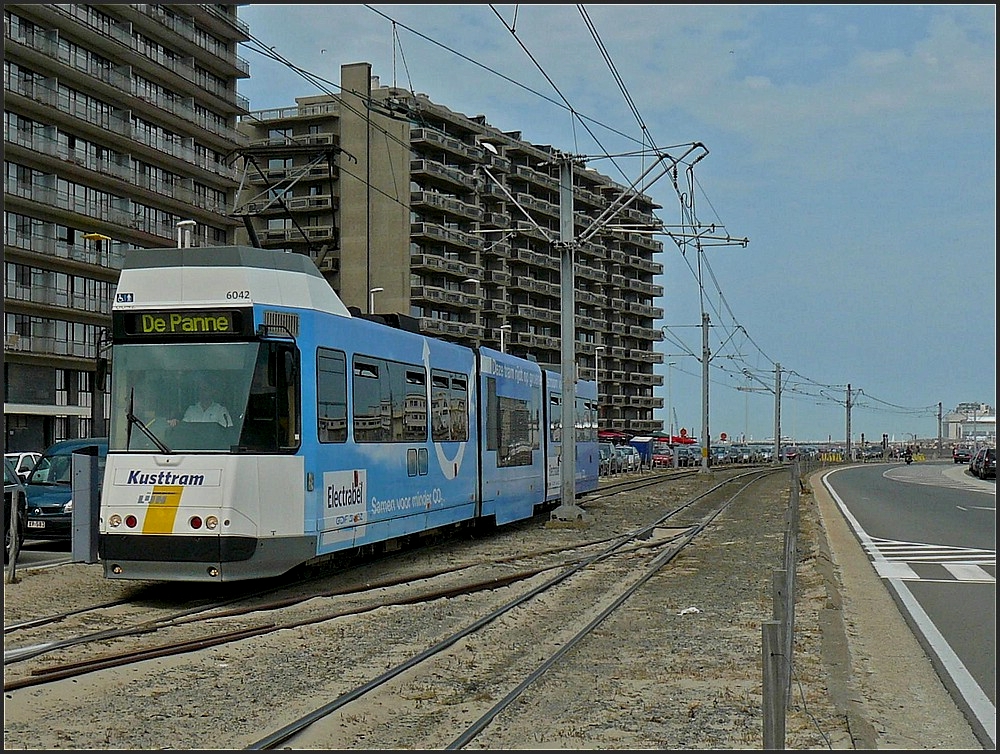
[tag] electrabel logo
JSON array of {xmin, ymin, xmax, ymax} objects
[
  {"xmin": 324, "ymin": 469, "xmax": 367, "ymax": 528},
  {"xmin": 327, "ymin": 475, "xmax": 364, "ymax": 508}
]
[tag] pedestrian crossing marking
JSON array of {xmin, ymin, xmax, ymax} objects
[
  {"xmin": 864, "ymin": 536, "xmax": 995, "ymax": 583},
  {"xmin": 873, "ymin": 561, "xmax": 920, "ymax": 580},
  {"xmin": 942, "ymin": 563, "xmax": 993, "ymax": 582}
]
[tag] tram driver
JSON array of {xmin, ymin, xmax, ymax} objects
[{"xmin": 168, "ymin": 378, "xmax": 234, "ymax": 429}]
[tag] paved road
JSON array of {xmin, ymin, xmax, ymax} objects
[{"xmin": 812, "ymin": 460, "xmax": 994, "ymax": 749}]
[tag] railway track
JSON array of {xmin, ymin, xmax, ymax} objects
[
  {"xmin": 2, "ymin": 464, "xmax": 707, "ymax": 679},
  {"xmin": 249, "ymin": 469, "xmax": 777, "ymax": 749},
  {"xmin": 2, "ymin": 470, "xmax": 728, "ymax": 689},
  {"xmin": 4, "ymin": 466, "xmax": 811, "ymax": 749}
]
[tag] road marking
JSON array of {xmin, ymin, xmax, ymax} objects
[
  {"xmin": 884, "ymin": 464, "xmax": 996, "ymax": 495},
  {"xmin": 864, "ymin": 536, "xmax": 995, "ymax": 581},
  {"xmin": 942, "ymin": 563, "xmax": 993, "ymax": 582}
]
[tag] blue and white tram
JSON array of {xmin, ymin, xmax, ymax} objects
[
  {"xmin": 99, "ymin": 246, "xmax": 597, "ymax": 582},
  {"xmin": 542, "ymin": 369, "xmax": 599, "ymax": 503}
]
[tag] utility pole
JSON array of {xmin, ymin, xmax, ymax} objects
[
  {"xmin": 845, "ymin": 383, "xmax": 853, "ymax": 463},
  {"xmin": 773, "ymin": 363, "xmax": 781, "ymax": 463},
  {"xmin": 83, "ymin": 232, "xmax": 112, "ymax": 437},
  {"xmin": 700, "ymin": 311, "xmax": 711, "ymax": 474},
  {"xmin": 553, "ymin": 155, "xmax": 586, "ymax": 522},
  {"xmin": 936, "ymin": 402, "xmax": 942, "ymax": 459}
]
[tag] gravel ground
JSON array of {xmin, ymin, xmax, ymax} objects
[{"xmin": 2, "ymin": 465, "xmax": 983, "ymax": 749}]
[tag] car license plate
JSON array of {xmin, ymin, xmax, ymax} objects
[{"xmin": 26, "ymin": 520, "xmax": 45, "ymax": 529}]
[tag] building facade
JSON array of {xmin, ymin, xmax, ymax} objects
[
  {"xmin": 3, "ymin": 3, "xmax": 249, "ymax": 451},
  {"xmin": 4, "ymin": 5, "xmax": 667, "ymax": 453},
  {"xmin": 944, "ymin": 402, "xmax": 996, "ymax": 445},
  {"xmin": 235, "ymin": 62, "xmax": 666, "ymax": 437}
]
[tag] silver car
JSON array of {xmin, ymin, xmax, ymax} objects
[
  {"xmin": 4, "ymin": 451, "xmax": 41, "ymax": 482},
  {"xmin": 617, "ymin": 445, "xmax": 642, "ymax": 472}
]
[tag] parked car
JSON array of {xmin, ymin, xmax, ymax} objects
[
  {"xmin": 24, "ymin": 438, "xmax": 108, "ymax": 541},
  {"xmin": 617, "ymin": 445, "xmax": 642, "ymax": 473},
  {"xmin": 598, "ymin": 442, "xmax": 617, "ymax": 476},
  {"xmin": 731, "ymin": 445, "xmax": 754, "ymax": 464},
  {"xmin": 971, "ymin": 447, "xmax": 996, "ymax": 479},
  {"xmin": 952, "ymin": 446, "xmax": 974, "ymax": 464},
  {"xmin": 980, "ymin": 448, "xmax": 996, "ymax": 479},
  {"xmin": 5, "ymin": 457, "xmax": 29, "ymax": 564},
  {"xmin": 4, "ymin": 451, "xmax": 42, "ymax": 482},
  {"xmin": 651, "ymin": 442, "xmax": 673, "ymax": 468},
  {"xmin": 970, "ymin": 447, "xmax": 985, "ymax": 477},
  {"xmin": 862, "ymin": 446, "xmax": 887, "ymax": 462},
  {"xmin": 709, "ymin": 445, "xmax": 731, "ymax": 466},
  {"xmin": 668, "ymin": 445, "xmax": 693, "ymax": 467}
]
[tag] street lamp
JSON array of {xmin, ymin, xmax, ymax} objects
[
  {"xmin": 666, "ymin": 361, "xmax": 676, "ymax": 468},
  {"xmin": 175, "ymin": 219, "xmax": 197, "ymax": 248},
  {"xmin": 595, "ymin": 345, "xmax": 605, "ymax": 420},
  {"xmin": 499, "ymin": 323, "xmax": 511, "ymax": 353},
  {"xmin": 84, "ymin": 231, "xmax": 113, "ymax": 436},
  {"xmin": 463, "ymin": 279, "xmax": 480, "ymax": 342},
  {"xmin": 666, "ymin": 361, "xmax": 676, "ymax": 437},
  {"xmin": 368, "ymin": 287, "xmax": 383, "ymax": 314}
]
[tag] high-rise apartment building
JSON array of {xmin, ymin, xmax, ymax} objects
[
  {"xmin": 4, "ymin": 6, "xmax": 666, "ymax": 451},
  {"xmin": 235, "ymin": 62, "xmax": 666, "ymax": 437},
  {"xmin": 3, "ymin": 4, "xmax": 249, "ymax": 450}
]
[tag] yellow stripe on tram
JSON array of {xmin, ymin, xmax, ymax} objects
[{"xmin": 143, "ymin": 485, "xmax": 185, "ymax": 533}]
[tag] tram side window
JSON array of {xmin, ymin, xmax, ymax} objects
[
  {"xmin": 499, "ymin": 398, "xmax": 533, "ymax": 467},
  {"xmin": 449, "ymin": 375, "xmax": 468, "ymax": 441},
  {"xmin": 431, "ymin": 373, "xmax": 453, "ymax": 442},
  {"xmin": 276, "ymin": 346, "xmax": 300, "ymax": 450},
  {"xmin": 239, "ymin": 343, "xmax": 300, "ymax": 452},
  {"xmin": 352, "ymin": 355, "xmax": 425, "ymax": 443},
  {"xmin": 484, "ymin": 377, "xmax": 536, "ymax": 468},
  {"xmin": 402, "ymin": 369, "xmax": 427, "ymax": 441},
  {"xmin": 549, "ymin": 394, "xmax": 562, "ymax": 443},
  {"xmin": 485, "ymin": 377, "xmax": 499, "ymax": 451},
  {"xmin": 577, "ymin": 397, "xmax": 596, "ymax": 442},
  {"xmin": 431, "ymin": 370, "xmax": 468, "ymax": 442},
  {"xmin": 317, "ymin": 348, "xmax": 347, "ymax": 443}
]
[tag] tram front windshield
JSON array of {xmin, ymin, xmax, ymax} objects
[{"xmin": 108, "ymin": 341, "xmax": 298, "ymax": 454}]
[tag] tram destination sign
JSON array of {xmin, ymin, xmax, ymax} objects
[{"xmin": 116, "ymin": 308, "xmax": 253, "ymax": 339}]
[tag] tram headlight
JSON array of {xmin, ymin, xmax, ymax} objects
[
  {"xmin": 108, "ymin": 514, "xmax": 122, "ymax": 528},
  {"xmin": 205, "ymin": 516, "xmax": 219, "ymax": 530}
]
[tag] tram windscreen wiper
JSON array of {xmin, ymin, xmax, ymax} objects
[{"xmin": 125, "ymin": 386, "xmax": 172, "ymax": 454}]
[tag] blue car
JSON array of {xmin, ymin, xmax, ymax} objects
[{"xmin": 24, "ymin": 438, "xmax": 108, "ymax": 541}]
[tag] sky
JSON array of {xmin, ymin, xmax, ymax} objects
[{"xmin": 235, "ymin": 4, "xmax": 996, "ymax": 445}]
